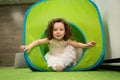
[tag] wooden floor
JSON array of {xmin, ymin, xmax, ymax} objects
[{"xmin": 0, "ymin": 4, "xmax": 32, "ymax": 66}]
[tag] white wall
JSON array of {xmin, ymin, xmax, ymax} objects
[{"xmin": 93, "ymin": 0, "xmax": 120, "ymax": 60}]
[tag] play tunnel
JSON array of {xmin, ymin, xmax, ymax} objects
[{"xmin": 23, "ymin": 0, "xmax": 106, "ymax": 71}]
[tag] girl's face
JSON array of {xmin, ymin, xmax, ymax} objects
[{"xmin": 53, "ymin": 22, "xmax": 65, "ymax": 40}]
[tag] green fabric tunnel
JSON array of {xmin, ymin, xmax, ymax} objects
[{"xmin": 23, "ymin": 0, "xmax": 106, "ymax": 71}]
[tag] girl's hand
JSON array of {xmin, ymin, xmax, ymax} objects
[
  {"xmin": 20, "ymin": 45, "xmax": 31, "ymax": 53},
  {"xmin": 86, "ymin": 41, "xmax": 96, "ymax": 48}
]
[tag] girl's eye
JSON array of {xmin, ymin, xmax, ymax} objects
[
  {"xmin": 60, "ymin": 29, "xmax": 63, "ymax": 31},
  {"xmin": 53, "ymin": 29, "xmax": 57, "ymax": 31},
  {"xmin": 53, "ymin": 29, "xmax": 64, "ymax": 31}
]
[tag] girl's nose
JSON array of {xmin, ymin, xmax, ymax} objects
[{"xmin": 56, "ymin": 30, "xmax": 60, "ymax": 33}]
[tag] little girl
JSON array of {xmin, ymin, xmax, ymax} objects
[{"xmin": 20, "ymin": 18, "xmax": 96, "ymax": 72}]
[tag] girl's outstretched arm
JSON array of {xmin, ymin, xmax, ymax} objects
[
  {"xmin": 68, "ymin": 40, "xmax": 96, "ymax": 48},
  {"xmin": 20, "ymin": 38, "xmax": 49, "ymax": 53}
]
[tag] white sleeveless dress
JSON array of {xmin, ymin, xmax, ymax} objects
[{"xmin": 45, "ymin": 39, "xmax": 77, "ymax": 70}]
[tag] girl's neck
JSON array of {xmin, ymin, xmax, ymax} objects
[{"xmin": 53, "ymin": 38, "xmax": 64, "ymax": 41}]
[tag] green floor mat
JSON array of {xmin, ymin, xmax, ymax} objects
[{"xmin": 0, "ymin": 68, "xmax": 119, "ymax": 80}]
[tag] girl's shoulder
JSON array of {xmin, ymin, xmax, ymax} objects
[
  {"xmin": 41, "ymin": 38, "xmax": 50, "ymax": 44},
  {"xmin": 67, "ymin": 39, "xmax": 72, "ymax": 44},
  {"xmin": 67, "ymin": 39, "xmax": 77, "ymax": 45}
]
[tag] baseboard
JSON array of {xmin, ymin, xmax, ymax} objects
[
  {"xmin": 100, "ymin": 58, "xmax": 120, "ymax": 71},
  {"xmin": 103, "ymin": 58, "xmax": 120, "ymax": 63},
  {"xmin": 100, "ymin": 65, "xmax": 120, "ymax": 71}
]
